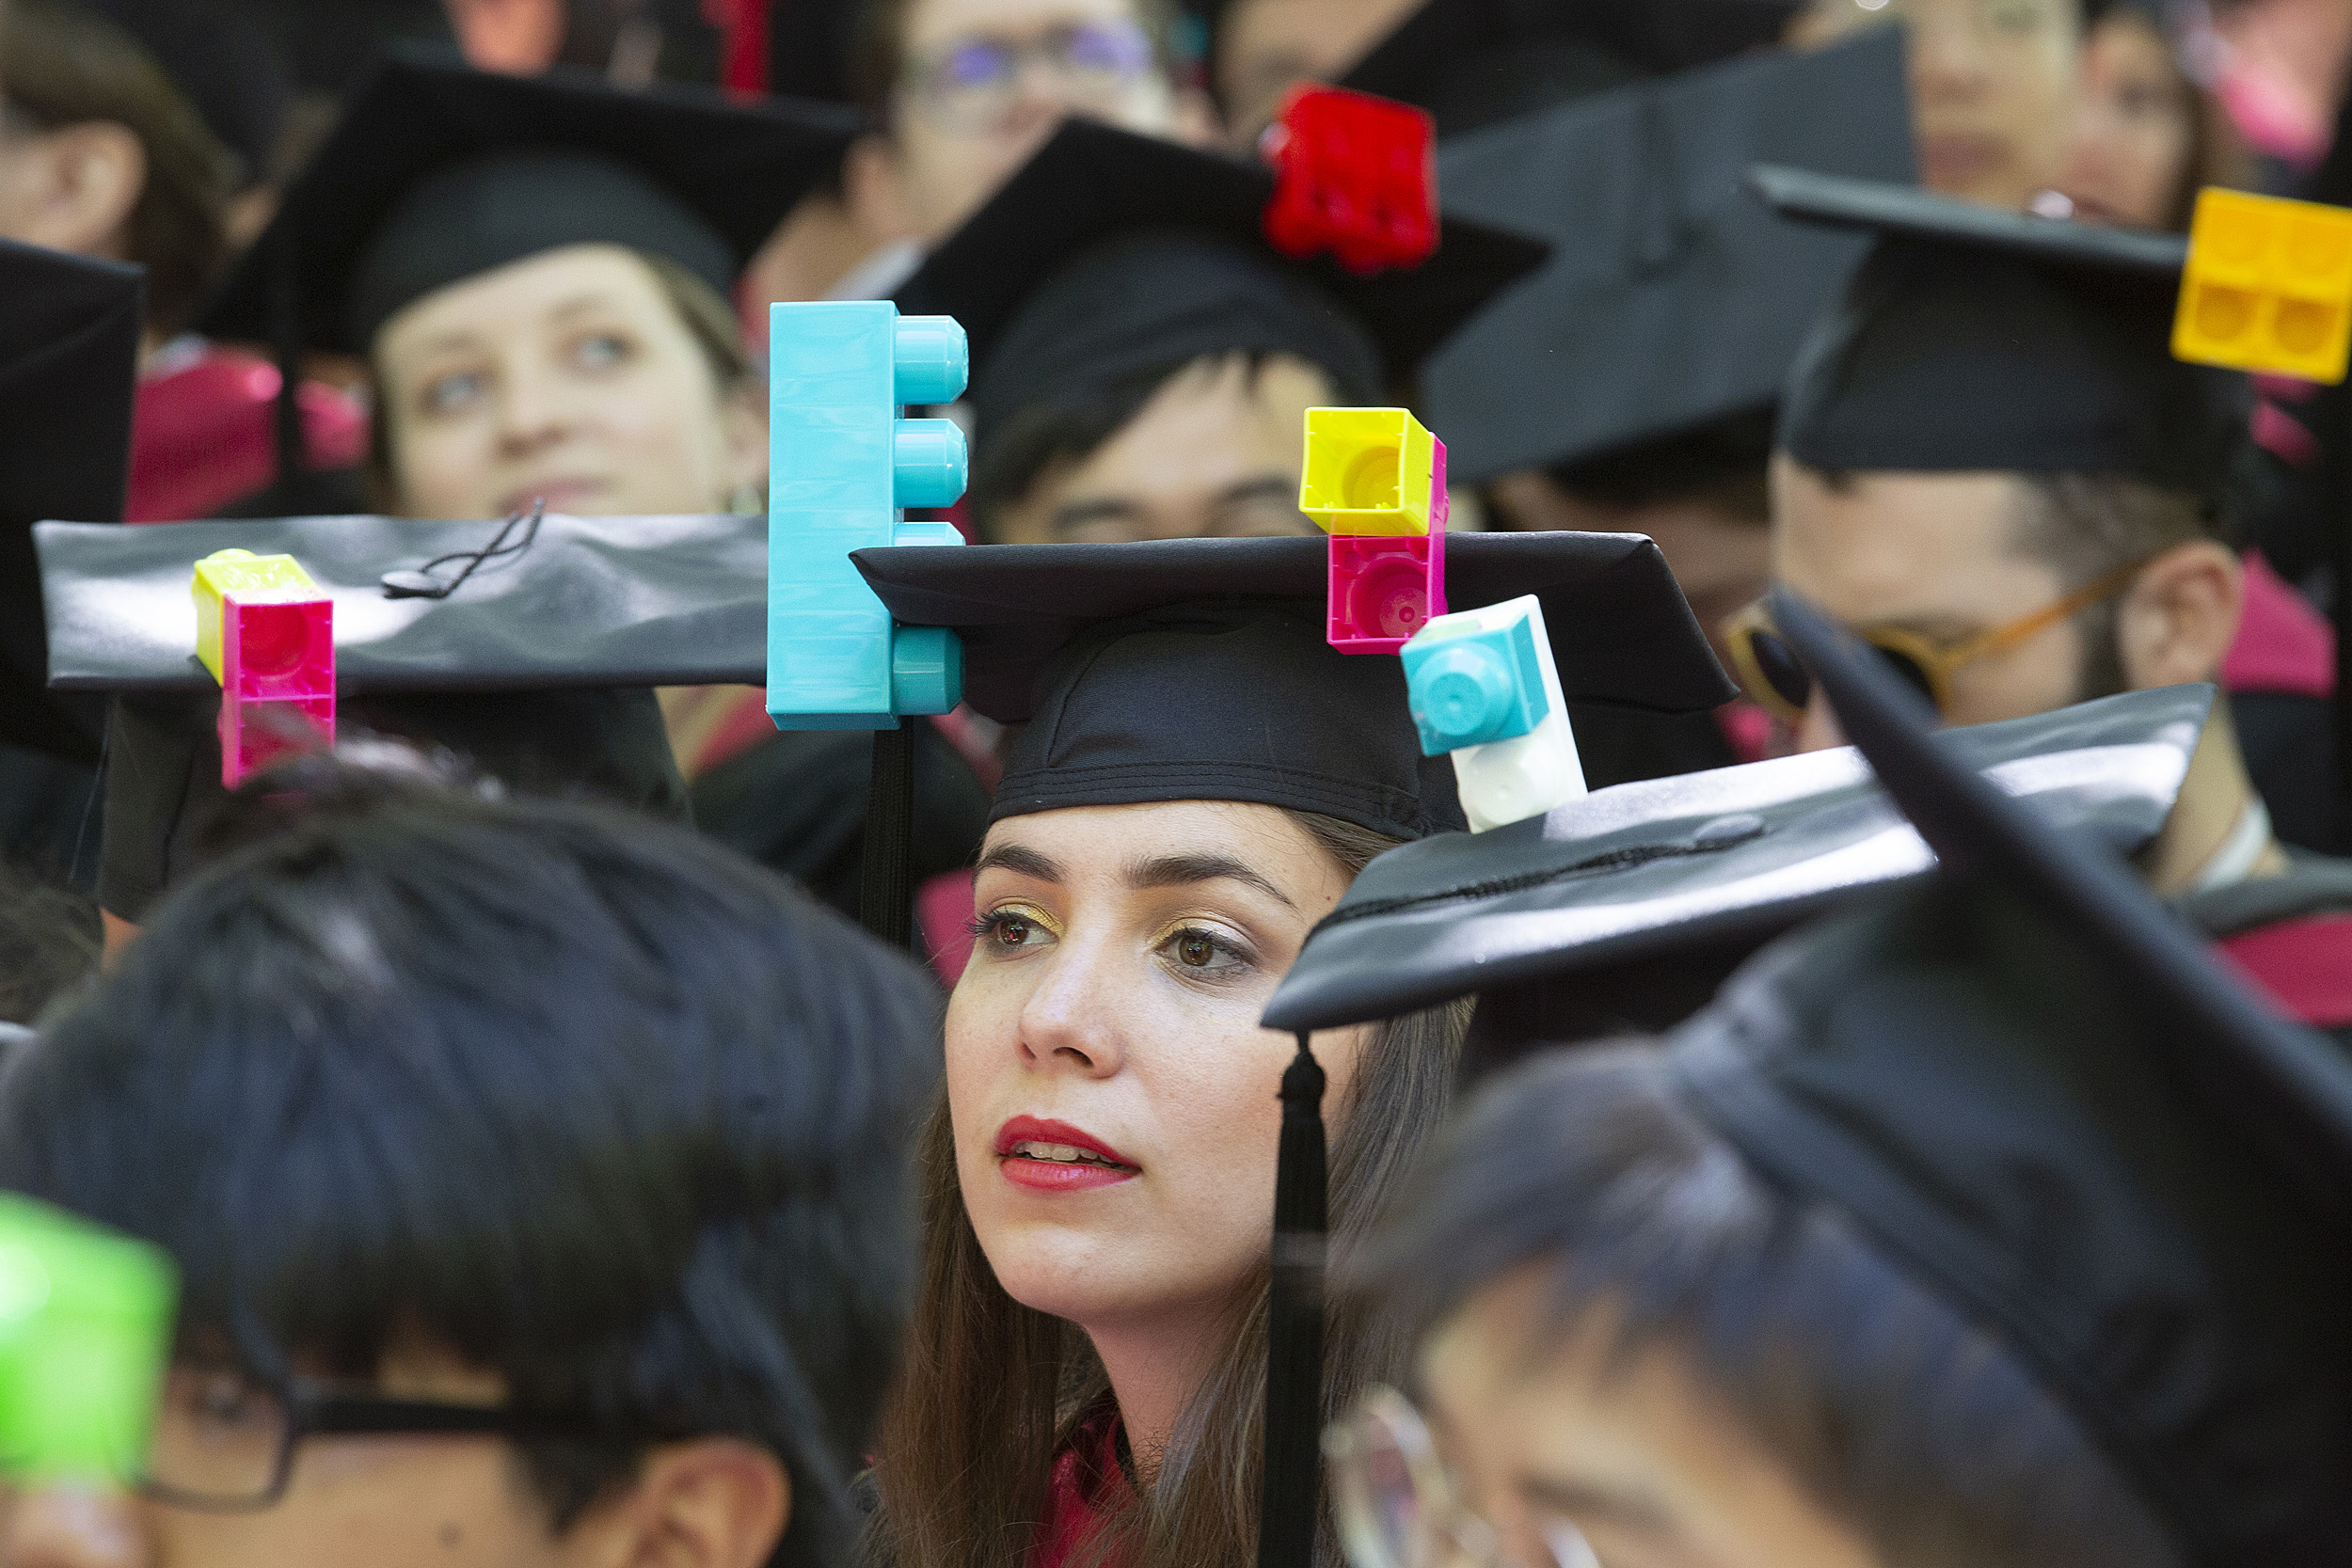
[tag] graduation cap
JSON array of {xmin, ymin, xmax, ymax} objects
[
  {"xmin": 848, "ymin": 529, "xmax": 1731, "ymax": 1568},
  {"xmin": 1422, "ymin": 31, "xmax": 1915, "ymax": 486},
  {"xmin": 891, "ymin": 119, "xmax": 1549, "ymax": 445},
  {"xmin": 1658, "ymin": 587, "xmax": 2352, "ymax": 1558},
  {"xmin": 1338, "ymin": 0, "xmax": 1803, "ymax": 135},
  {"xmin": 1262, "ymin": 681, "xmax": 2213, "ymax": 1060},
  {"xmin": 1756, "ymin": 165, "xmax": 2249, "ymax": 500},
  {"xmin": 0, "ymin": 242, "xmax": 142, "ymax": 764},
  {"xmin": 194, "ymin": 50, "xmax": 855, "ymax": 493},
  {"xmin": 35, "ymin": 511, "xmax": 762, "ymax": 919}
]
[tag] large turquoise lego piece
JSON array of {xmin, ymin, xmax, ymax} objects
[{"xmin": 767, "ymin": 301, "xmax": 972, "ymax": 730}]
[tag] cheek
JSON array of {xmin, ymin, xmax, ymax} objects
[{"xmin": 151, "ymin": 1444, "xmax": 556, "ymax": 1568}]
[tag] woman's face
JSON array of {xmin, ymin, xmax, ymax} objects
[
  {"xmin": 1799, "ymin": 0, "xmax": 2079, "ymax": 211},
  {"xmin": 373, "ymin": 243, "xmax": 766, "ymax": 521},
  {"xmin": 946, "ymin": 800, "xmax": 1369, "ymax": 1337},
  {"xmin": 2060, "ymin": 12, "xmax": 2195, "ymax": 228}
]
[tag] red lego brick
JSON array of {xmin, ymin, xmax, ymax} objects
[{"xmin": 1262, "ymin": 85, "xmax": 1438, "ymax": 276}]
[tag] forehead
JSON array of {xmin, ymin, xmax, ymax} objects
[
  {"xmin": 902, "ymin": 0, "xmax": 1147, "ymax": 50},
  {"xmin": 982, "ymin": 799, "xmax": 1323, "ymax": 876},
  {"xmin": 373, "ymin": 243, "xmax": 667, "ymax": 358},
  {"xmin": 1770, "ymin": 458, "xmax": 2059, "ymax": 622},
  {"xmin": 1052, "ymin": 356, "xmax": 1329, "ymax": 501}
]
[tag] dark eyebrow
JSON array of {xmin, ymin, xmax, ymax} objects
[
  {"xmin": 1517, "ymin": 1475, "xmax": 1677, "ymax": 1534},
  {"xmin": 975, "ymin": 844, "xmax": 1066, "ymax": 882},
  {"xmin": 1211, "ymin": 475, "xmax": 1304, "ymax": 511},
  {"xmin": 1125, "ymin": 853, "xmax": 1297, "ymax": 911}
]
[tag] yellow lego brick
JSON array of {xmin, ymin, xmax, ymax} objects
[
  {"xmin": 191, "ymin": 548, "xmax": 320, "ymax": 685},
  {"xmin": 1299, "ymin": 408, "xmax": 1440, "ymax": 537},
  {"xmin": 2173, "ymin": 187, "xmax": 2352, "ymax": 385}
]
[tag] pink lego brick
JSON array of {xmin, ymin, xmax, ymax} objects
[{"xmin": 215, "ymin": 594, "xmax": 335, "ymax": 786}]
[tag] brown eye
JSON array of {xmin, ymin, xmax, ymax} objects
[
  {"xmin": 1178, "ymin": 932, "xmax": 1216, "ymax": 967},
  {"xmin": 994, "ymin": 915, "xmax": 1034, "ymax": 948}
]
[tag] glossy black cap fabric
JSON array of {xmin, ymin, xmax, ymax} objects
[
  {"xmin": 1262, "ymin": 683, "xmax": 2213, "ymax": 1038},
  {"xmin": 38, "ymin": 513, "xmax": 766, "ymax": 694},
  {"xmin": 197, "ymin": 50, "xmax": 857, "ymax": 356},
  {"xmin": 1666, "ymin": 591, "xmax": 2352, "ymax": 1560},
  {"xmin": 0, "ymin": 242, "xmax": 141, "ymax": 764},
  {"xmin": 892, "ymin": 119, "xmax": 1549, "ymax": 440},
  {"xmin": 851, "ymin": 533, "xmax": 1732, "ymax": 841},
  {"xmin": 1339, "ymin": 0, "xmax": 1802, "ymax": 135},
  {"xmin": 1760, "ymin": 166, "xmax": 2249, "ymax": 501},
  {"xmin": 1424, "ymin": 33, "xmax": 1914, "ymax": 484},
  {"xmin": 40, "ymin": 512, "xmax": 745, "ymax": 920}
]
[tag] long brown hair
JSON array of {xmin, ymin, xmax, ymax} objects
[{"xmin": 867, "ymin": 810, "xmax": 1470, "ymax": 1568}]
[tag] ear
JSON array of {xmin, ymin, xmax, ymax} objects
[
  {"xmin": 2113, "ymin": 539, "xmax": 2241, "ymax": 689},
  {"xmin": 719, "ymin": 379, "xmax": 769, "ymax": 506},
  {"xmin": 8, "ymin": 121, "xmax": 146, "ymax": 258},
  {"xmin": 842, "ymin": 132, "xmax": 919, "ymax": 246},
  {"xmin": 562, "ymin": 1437, "xmax": 791, "ymax": 1568}
]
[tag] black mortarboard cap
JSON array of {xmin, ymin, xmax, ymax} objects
[
  {"xmin": 36, "ymin": 512, "xmax": 761, "ymax": 918},
  {"xmin": 1760, "ymin": 166, "xmax": 2249, "ymax": 501},
  {"xmin": 1263, "ymin": 683, "xmax": 2212, "ymax": 1053},
  {"xmin": 0, "ymin": 242, "xmax": 141, "ymax": 763},
  {"xmin": 198, "ymin": 50, "xmax": 858, "ymax": 358},
  {"xmin": 852, "ymin": 531, "xmax": 1732, "ymax": 839},
  {"xmin": 1424, "ymin": 32, "xmax": 1914, "ymax": 484},
  {"xmin": 1665, "ymin": 589, "xmax": 2352, "ymax": 1559},
  {"xmin": 892, "ymin": 119, "xmax": 1549, "ymax": 442},
  {"xmin": 1338, "ymin": 0, "xmax": 1803, "ymax": 135}
]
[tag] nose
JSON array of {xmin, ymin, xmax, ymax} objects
[
  {"xmin": 1014, "ymin": 936, "xmax": 1128, "ymax": 1078},
  {"xmin": 492, "ymin": 355, "xmax": 576, "ymax": 459},
  {"xmin": 1909, "ymin": 6, "xmax": 1992, "ymax": 100},
  {"xmin": 0, "ymin": 1484, "xmax": 146, "ymax": 1568},
  {"xmin": 1794, "ymin": 694, "xmax": 1849, "ymax": 753}
]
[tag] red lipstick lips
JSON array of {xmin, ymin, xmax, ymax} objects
[{"xmin": 994, "ymin": 1116, "xmax": 1138, "ymax": 1193}]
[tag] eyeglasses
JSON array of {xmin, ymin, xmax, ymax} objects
[
  {"xmin": 134, "ymin": 1364, "xmax": 604, "ymax": 1512},
  {"xmin": 898, "ymin": 21, "xmax": 1156, "ymax": 135},
  {"xmin": 1720, "ymin": 556, "xmax": 2151, "ymax": 725},
  {"xmin": 1326, "ymin": 1386, "xmax": 1597, "ymax": 1568}
]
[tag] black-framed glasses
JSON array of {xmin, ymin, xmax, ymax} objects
[
  {"xmin": 898, "ymin": 21, "xmax": 1155, "ymax": 134},
  {"xmin": 135, "ymin": 1365, "xmax": 604, "ymax": 1512}
]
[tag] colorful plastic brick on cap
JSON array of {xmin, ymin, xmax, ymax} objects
[
  {"xmin": 767, "ymin": 301, "xmax": 971, "ymax": 730},
  {"xmin": 2174, "ymin": 187, "xmax": 2352, "ymax": 385},
  {"xmin": 0, "ymin": 1194, "xmax": 177, "ymax": 1483},
  {"xmin": 1403, "ymin": 595, "xmax": 1586, "ymax": 833},
  {"xmin": 1300, "ymin": 408, "xmax": 1445, "ymax": 537},
  {"xmin": 1261, "ymin": 85, "xmax": 1438, "ymax": 275},
  {"xmin": 191, "ymin": 548, "xmax": 335, "ymax": 787}
]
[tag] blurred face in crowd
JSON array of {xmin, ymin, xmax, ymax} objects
[
  {"xmin": 989, "ymin": 353, "xmax": 1335, "ymax": 544},
  {"xmin": 1796, "ymin": 0, "xmax": 2080, "ymax": 210},
  {"xmin": 2060, "ymin": 8, "xmax": 2196, "ymax": 228},
  {"xmin": 1490, "ymin": 472, "xmax": 1772, "ymax": 673},
  {"xmin": 373, "ymin": 244, "xmax": 766, "ymax": 522},
  {"xmin": 0, "ymin": 1347, "xmax": 787, "ymax": 1568},
  {"xmin": 1214, "ymin": 0, "xmax": 1422, "ymax": 142},
  {"xmin": 946, "ymin": 801, "xmax": 1370, "ymax": 1386},
  {"xmin": 850, "ymin": 0, "xmax": 1209, "ymax": 245},
  {"xmin": 1413, "ymin": 1271, "xmax": 1882, "ymax": 1568},
  {"xmin": 1768, "ymin": 455, "xmax": 2239, "ymax": 751}
]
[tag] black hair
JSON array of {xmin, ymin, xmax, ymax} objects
[
  {"xmin": 0, "ymin": 864, "xmax": 99, "ymax": 1027},
  {"xmin": 1349, "ymin": 1044, "xmax": 2183, "ymax": 1568},
  {"xmin": 0, "ymin": 768, "xmax": 945, "ymax": 1568},
  {"xmin": 970, "ymin": 348, "xmax": 1313, "ymax": 541}
]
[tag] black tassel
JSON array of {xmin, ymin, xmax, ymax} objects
[
  {"xmin": 268, "ymin": 225, "xmax": 309, "ymax": 490},
  {"xmin": 1259, "ymin": 1032, "xmax": 1328, "ymax": 1568},
  {"xmin": 860, "ymin": 722, "xmax": 916, "ymax": 948}
]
